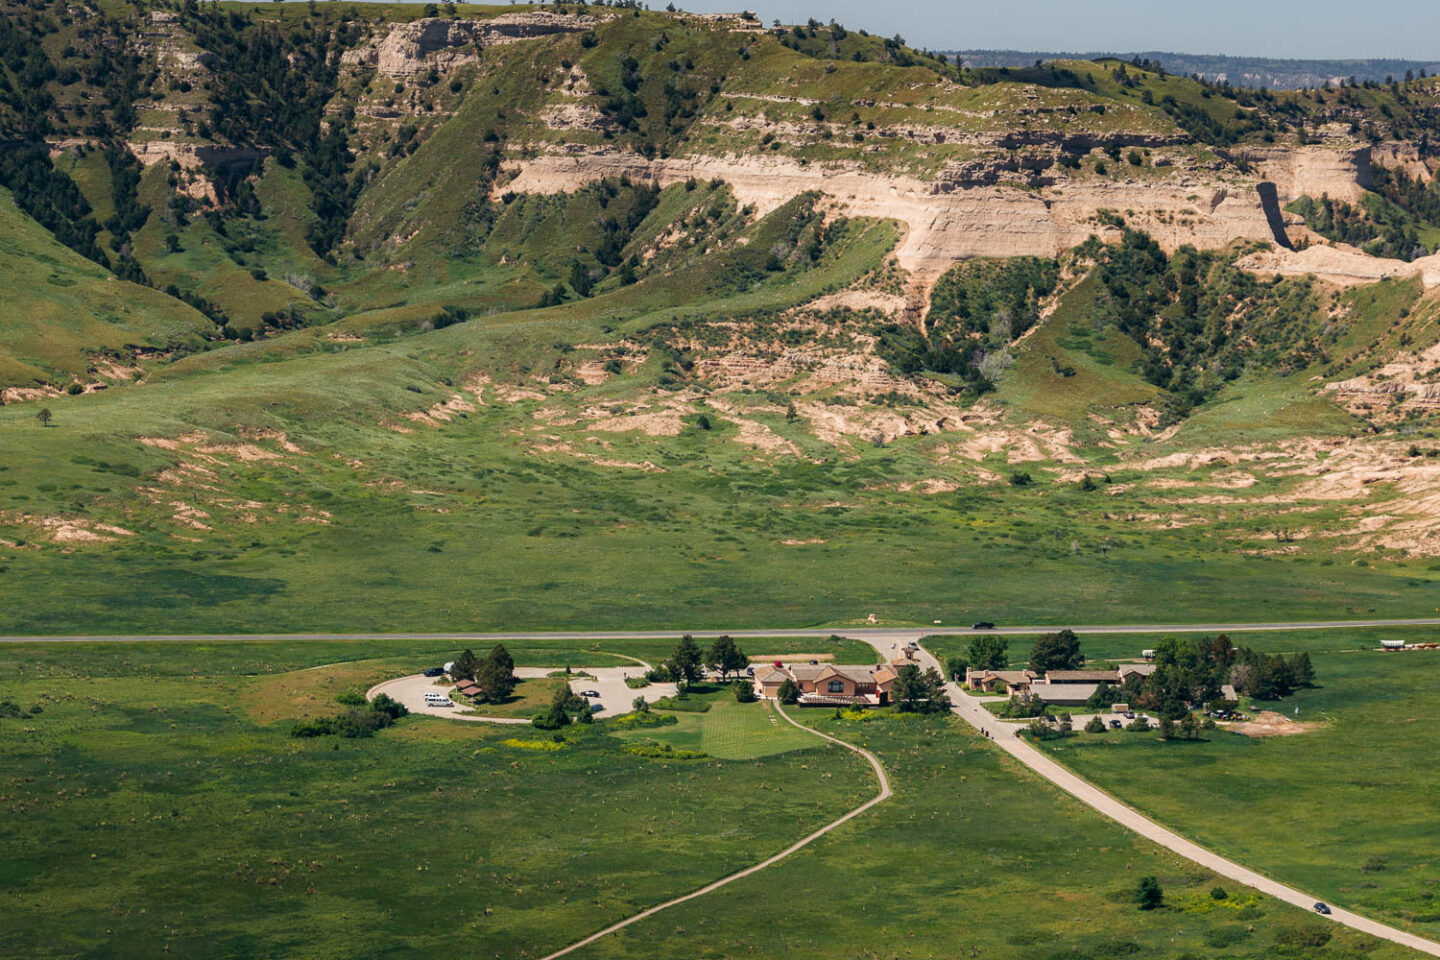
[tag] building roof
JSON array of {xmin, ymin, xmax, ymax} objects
[
  {"xmin": 1035, "ymin": 683, "xmax": 1105, "ymax": 702},
  {"xmin": 1118, "ymin": 663, "xmax": 1157, "ymax": 678},
  {"xmin": 754, "ymin": 665, "xmax": 791, "ymax": 683},
  {"xmin": 981, "ymin": 670, "xmax": 1035, "ymax": 684},
  {"xmin": 792, "ymin": 663, "xmax": 877, "ymax": 683},
  {"xmin": 871, "ymin": 666, "xmax": 898, "ymax": 685},
  {"xmin": 1043, "ymin": 670, "xmax": 1120, "ymax": 683}
]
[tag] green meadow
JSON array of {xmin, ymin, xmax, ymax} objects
[
  {"xmin": 966, "ymin": 629, "xmax": 1440, "ymax": 938},
  {"xmin": 0, "ymin": 637, "xmax": 1411, "ymax": 959}
]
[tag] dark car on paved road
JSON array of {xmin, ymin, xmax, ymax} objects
[
  {"xmin": 972, "ymin": 621, "xmax": 996, "ymax": 630},
  {"xmin": 581, "ymin": 690, "xmax": 600, "ymax": 698},
  {"xmin": 422, "ymin": 667, "xmax": 445, "ymax": 678},
  {"xmin": 1314, "ymin": 903, "xmax": 1332, "ymax": 915}
]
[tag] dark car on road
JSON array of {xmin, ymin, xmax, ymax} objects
[
  {"xmin": 581, "ymin": 690, "xmax": 600, "ymax": 698},
  {"xmin": 422, "ymin": 667, "xmax": 445, "ymax": 678},
  {"xmin": 972, "ymin": 621, "xmax": 996, "ymax": 630},
  {"xmin": 1314, "ymin": 902, "xmax": 1332, "ymax": 915}
]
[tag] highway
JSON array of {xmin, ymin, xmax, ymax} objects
[{"xmin": 4, "ymin": 616, "xmax": 1440, "ymax": 643}]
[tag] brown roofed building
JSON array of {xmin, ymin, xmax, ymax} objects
[{"xmin": 753, "ymin": 663, "xmax": 895, "ymax": 706}]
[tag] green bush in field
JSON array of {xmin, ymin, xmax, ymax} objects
[{"xmin": 1136, "ymin": 875, "xmax": 1164, "ymax": 910}]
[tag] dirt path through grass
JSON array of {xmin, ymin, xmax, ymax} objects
[{"xmin": 536, "ymin": 702, "xmax": 892, "ymax": 960}]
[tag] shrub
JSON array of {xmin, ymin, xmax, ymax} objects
[
  {"xmin": 1274, "ymin": 927, "xmax": 1331, "ymax": 950},
  {"xmin": 653, "ymin": 696, "xmax": 710, "ymax": 713},
  {"xmin": 625, "ymin": 740, "xmax": 707, "ymax": 760},
  {"xmin": 334, "ymin": 690, "xmax": 366, "ymax": 707},
  {"xmin": 734, "ymin": 680, "xmax": 754, "ymax": 702},
  {"xmin": 1135, "ymin": 875, "xmax": 1164, "ymax": 910},
  {"xmin": 624, "ymin": 676, "xmax": 650, "ymax": 689},
  {"xmin": 1085, "ymin": 715, "xmax": 1107, "ymax": 733},
  {"xmin": 531, "ymin": 706, "xmax": 570, "ymax": 730},
  {"xmin": 502, "ymin": 737, "xmax": 567, "ymax": 751},
  {"xmin": 1210, "ymin": 886, "xmax": 1228, "ymax": 900}
]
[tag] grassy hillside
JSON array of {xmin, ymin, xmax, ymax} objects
[{"xmin": 0, "ymin": 186, "xmax": 212, "ymax": 389}]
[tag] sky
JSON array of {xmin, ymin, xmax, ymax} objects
[{"xmin": 675, "ymin": 0, "xmax": 1440, "ymax": 60}]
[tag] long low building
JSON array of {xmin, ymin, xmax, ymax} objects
[
  {"xmin": 754, "ymin": 662, "xmax": 899, "ymax": 706},
  {"xmin": 965, "ymin": 663, "xmax": 1158, "ymax": 705}
]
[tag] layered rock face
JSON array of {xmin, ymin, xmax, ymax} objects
[
  {"xmin": 1236, "ymin": 144, "xmax": 1373, "ymax": 203},
  {"xmin": 341, "ymin": 13, "xmax": 599, "ymax": 76},
  {"xmin": 501, "ymin": 150, "xmax": 1285, "ymax": 272}
]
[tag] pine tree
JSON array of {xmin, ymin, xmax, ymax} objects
[{"xmin": 671, "ymin": 634, "xmax": 704, "ymax": 683}]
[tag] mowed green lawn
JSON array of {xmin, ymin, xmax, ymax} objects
[
  {"xmin": 1, "ymin": 638, "xmax": 1414, "ymax": 959},
  {"xmin": 614, "ymin": 694, "xmax": 822, "ymax": 759},
  {"xmin": 1036, "ymin": 646, "xmax": 1440, "ymax": 937}
]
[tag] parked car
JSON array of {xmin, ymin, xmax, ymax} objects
[
  {"xmin": 432, "ymin": 698, "xmax": 453, "ymax": 708},
  {"xmin": 1124, "ymin": 711, "xmax": 1136, "ymax": 719},
  {"xmin": 1108, "ymin": 719, "xmax": 1122, "ymax": 729},
  {"xmin": 745, "ymin": 667, "xmax": 755, "ymax": 677},
  {"xmin": 1314, "ymin": 902, "xmax": 1332, "ymax": 916},
  {"xmin": 423, "ymin": 667, "xmax": 445, "ymax": 678},
  {"xmin": 581, "ymin": 690, "xmax": 600, "ymax": 698},
  {"xmin": 808, "ymin": 659, "xmax": 819, "ymax": 665},
  {"xmin": 972, "ymin": 621, "xmax": 996, "ymax": 630}
]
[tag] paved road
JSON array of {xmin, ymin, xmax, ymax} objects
[
  {"xmin": 5, "ymin": 617, "xmax": 1440, "ymax": 643},
  {"xmin": 877, "ymin": 637, "xmax": 1440, "ymax": 958},
  {"xmin": 536, "ymin": 700, "xmax": 892, "ymax": 960}
]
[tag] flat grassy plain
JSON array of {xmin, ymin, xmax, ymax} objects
[
  {"xmin": 582, "ymin": 711, "xmax": 1405, "ymax": 960},
  {"xmin": 1034, "ymin": 643, "xmax": 1440, "ymax": 939},
  {"xmin": 1, "ymin": 638, "xmax": 1410, "ymax": 960},
  {"xmin": 0, "ymin": 639, "xmax": 872, "ymax": 959}
]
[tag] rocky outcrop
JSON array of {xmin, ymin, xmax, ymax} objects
[
  {"xmin": 1234, "ymin": 144, "xmax": 1372, "ymax": 203},
  {"xmin": 1239, "ymin": 244, "xmax": 1440, "ymax": 287},
  {"xmin": 342, "ymin": 13, "xmax": 598, "ymax": 77},
  {"xmin": 126, "ymin": 140, "xmax": 266, "ymax": 171},
  {"xmin": 500, "ymin": 149, "xmax": 1283, "ymax": 272}
]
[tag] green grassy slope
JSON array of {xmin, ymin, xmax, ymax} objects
[{"xmin": 0, "ymin": 187, "xmax": 212, "ymax": 387}]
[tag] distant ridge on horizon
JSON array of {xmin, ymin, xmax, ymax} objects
[{"xmin": 945, "ymin": 49, "xmax": 1440, "ymax": 89}]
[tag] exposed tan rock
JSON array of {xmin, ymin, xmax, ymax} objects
[
  {"xmin": 342, "ymin": 13, "xmax": 598, "ymax": 77},
  {"xmin": 1239, "ymin": 244, "xmax": 1440, "ymax": 287},
  {"xmin": 501, "ymin": 149, "xmax": 1283, "ymax": 273}
]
